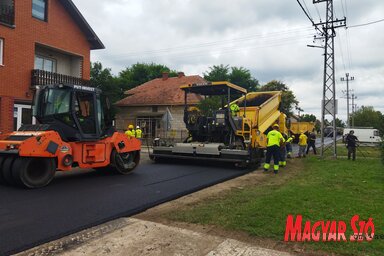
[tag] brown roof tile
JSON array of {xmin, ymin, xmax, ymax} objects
[{"xmin": 115, "ymin": 75, "xmax": 207, "ymax": 106}]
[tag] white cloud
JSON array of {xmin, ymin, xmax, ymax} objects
[{"xmin": 76, "ymin": 0, "xmax": 384, "ymax": 122}]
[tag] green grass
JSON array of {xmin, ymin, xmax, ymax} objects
[
  {"xmin": 165, "ymin": 155, "xmax": 384, "ymax": 256},
  {"xmin": 322, "ymin": 143, "xmax": 381, "ymax": 158}
]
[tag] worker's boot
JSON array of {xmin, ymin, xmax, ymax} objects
[{"xmin": 274, "ymin": 165, "xmax": 279, "ymax": 174}]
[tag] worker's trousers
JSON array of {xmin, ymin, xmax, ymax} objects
[
  {"xmin": 279, "ymin": 147, "xmax": 286, "ymax": 167},
  {"xmin": 298, "ymin": 145, "xmax": 306, "ymax": 157},
  {"xmin": 347, "ymin": 146, "xmax": 356, "ymax": 160},
  {"xmin": 286, "ymin": 143, "xmax": 292, "ymax": 158},
  {"xmin": 306, "ymin": 142, "xmax": 317, "ymax": 155},
  {"xmin": 264, "ymin": 145, "xmax": 280, "ymax": 172}
]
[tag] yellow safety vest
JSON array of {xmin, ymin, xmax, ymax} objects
[
  {"xmin": 298, "ymin": 133, "xmax": 307, "ymax": 146},
  {"xmin": 136, "ymin": 129, "xmax": 142, "ymax": 138},
  {"xmin": 230, "ymin": 104, "xmax": 240, "ymax": 116},
  {"xmin": 125, "ymin": 129, "xmax": 135, "ymax": 138},
  {"xmin": 267, "ymin": 130, "xmax": 283, "ymax": 147}
]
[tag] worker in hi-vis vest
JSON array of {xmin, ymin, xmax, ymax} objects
[
  {"xmin": 279, "ymin": 133, "xmax": 288, "ymax": 167},
  {"xmin": 264, "ymin": 124, "xmax": 283, "ymax": 174},
  {"xmin": 125, "ymin": 124, "xmax": 136, "ymax": 138},
  {"xmin": 298, "ymin": 131, "xmax": 307, "ymax": 158},
  {"xmin": 285, "ymin": 135, "xmax": 294, "ymax": 158},
  {"xmin": 229, "ymin": 102, "xmax": 240, "ymax": 117},
  {"xmin": 135, "ymin": 126, "xmax": 143, "ymax": 139}
]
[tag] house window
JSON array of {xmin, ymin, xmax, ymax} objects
[
  {"xmin": 34, "ymin": 55, "xmax": 56, "ymax": 72},
  {"xmin": 0, "ymin": 0, "xmax": 15, "ymax": 26},
  {"xmin": 14, "ymin": 104, "xmax": 35, "ymax": 131},
  {"xmin": 0, "ymin": 38, "xmax": 3, "ymax": 65},
  {"xmin": 32, "ymin": 0, "xmax": 47, "ymax": 21}
]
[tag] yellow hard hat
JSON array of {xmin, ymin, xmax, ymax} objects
[
  {"xmin": 273, "ymin": 124, "xmax": 279, "ymax": 128},
  {"xmin": 128, "ymin": 124, "xmax": 134, "ymax": 129}
]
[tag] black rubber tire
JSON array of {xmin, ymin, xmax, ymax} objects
[
  {"xmin": 0, "ymin": 156, "xmax": 6, "ymax": 184},
  {"xmin": 111, "ymin": 150, "xmax": 140, "ymax": 175},
  {"xmin": 12, "ymin": 157, "xmax": 56, "ymax": 188},
  {"xmin": 2, "ymin": 157, "xmax": 16, "ymax": 185}
]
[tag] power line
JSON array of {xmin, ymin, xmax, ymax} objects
[
  {"xmin": 337, "ymin": 35, "xmax": 346, "ymax": 72},
  {"xmin": 340, "ymin": 0, "xmax": 346, "ymax": 17},
  {"xmin": 302, "ymin": 0, "xmax": 313, "ymax": 21},
  {"xmin": 348, "ymin": 18, "xmax": 384, "ymax": 28},
  {"xmin": 107, "ymin": 27, "xmax": 313, "ymax": 58},
  {"xmin": 345, "ymin": 29, "xmax": 353, "ymax": 70},
  {"xmin": 296, "ymin": 0, "xmax": 323, "ymax": 34},
  {"xmin": 296, "ymin": 0, "xmax": 315, "ymax": 25},
  {"xmin": 111, "ymin": 35, "xmax": 314, "ymax": 61},
  {"xmin": 314, "ymin": 4, "xmax": 322, "ymax": 21},
  {"xmin": 344, "ymin": 0, "xmax": 348, "ymax": 19}
]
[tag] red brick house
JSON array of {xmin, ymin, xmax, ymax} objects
[
  {"xmin": 0, "ymin": 0, "xmax": 104, "ymax": 132},
  {"xmin": 115, "ymin": 73, "xmax": 206, "ymax": 140}
]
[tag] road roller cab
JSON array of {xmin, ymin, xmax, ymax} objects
[{"xmin": 0, "ymin": 84, "xmax": 141, "ymax": 188}]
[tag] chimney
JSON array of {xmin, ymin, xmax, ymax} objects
[
  {"xmin": 162, "ymin": 72, "xmax": 169, "ymax": 80},
  {"xmin": 177, "ymin": 72, "xmax": 185, "ymax": 78}
]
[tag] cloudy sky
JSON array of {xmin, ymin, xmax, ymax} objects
[{"xmin": 72, "ymin": 0, "xmax": 384, "ymax": 122}]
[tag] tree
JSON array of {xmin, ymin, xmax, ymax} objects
[
  {"xmin": 324, "ymin": 118, "xmax": 346, "ymax": 128},
  {"xmin": 300, "ymin": 114, "xmax": 320, "ymax": 132},
  {"xmin": 90, "ymin": 62, "xmax": 122, "ymax": 117},
  {"xmin": 90, "ymin": 62, "xmax": 121, "ymax": 102},
  {"xmin": 351, "ymin": 106, "xmax": 384, "ymax": 134},
  {"xmin": 229, "ymin": 67, "xmax": 259, "ymax": 92},
  {"xmin": 197, "ymin": 96, "xmax": 222, "ymax": 116},
  {"xmin": 334, "ymin": 118, "xmax": 346, "ymax": 128},
  {"xmin": 116, "ymin": 63, "xmax": 178, "ymax": 93},
  {"xmin": 203, "ymin": 64, "xmax": 230, "ymax": 82},
  {"xmin": 301, "ymin": 114, "xmax": 317, "ymax": 122},
  {"xmin": 259, "ymin": 80, "xmax": 299, "ymax": 116},
  {"xmin": 203, "ymin": 64, "xmax": 259, "ymax": 92}
]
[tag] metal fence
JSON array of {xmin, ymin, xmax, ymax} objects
[{"xmin": 31, "ymin": 69, "xmax": 89, "ymax": 86}]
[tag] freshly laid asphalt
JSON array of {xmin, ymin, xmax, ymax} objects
[
  {"xmin": 0, "ymin": 158, "xmax": 251, "ymax": 256},
  {"xmin": 0, "ymin": 136, "xmax": 337, "ymax": 255}
]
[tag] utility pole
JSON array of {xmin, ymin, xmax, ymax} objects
[
  {"xmin": 341, "ymin": 73, "xmax": 354, "ymax": 127},
  {"xmin": 313, "ymin": 0, "xmax": 346, "ymax": 158}
]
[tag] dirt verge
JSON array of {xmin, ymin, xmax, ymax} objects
[{"xmin": 135, "ymin": 155, "xmax": 324, "ymax": 255}]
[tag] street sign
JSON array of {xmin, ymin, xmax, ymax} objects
[{"xmin": 323, "ymin": 99, "xmax": 338, "ymax": 115}]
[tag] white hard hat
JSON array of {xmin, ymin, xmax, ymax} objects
[{"xmin": 136, "ymin": 126, "xmax": 140, "ymax": 129}]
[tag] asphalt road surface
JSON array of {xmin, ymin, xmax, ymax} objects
[{"xmin": 0, "ymin": 157, "xmax": 251, "ymax": 255}]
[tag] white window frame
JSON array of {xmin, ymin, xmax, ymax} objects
[
  {"xmin": 34, "ymin": 54, "xmax": 57, "ymax": 73},
  {"xmin": 0, "ymin": 38, "xmax": 4, "ymax": 66},
  {"xmin": 14, "ymin": 104, "xmax": 36, "ymax": 131}
]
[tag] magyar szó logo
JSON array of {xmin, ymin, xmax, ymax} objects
[{"xmin": 284, "ymin": 215, "xmax": 375, "ymax": 242}]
